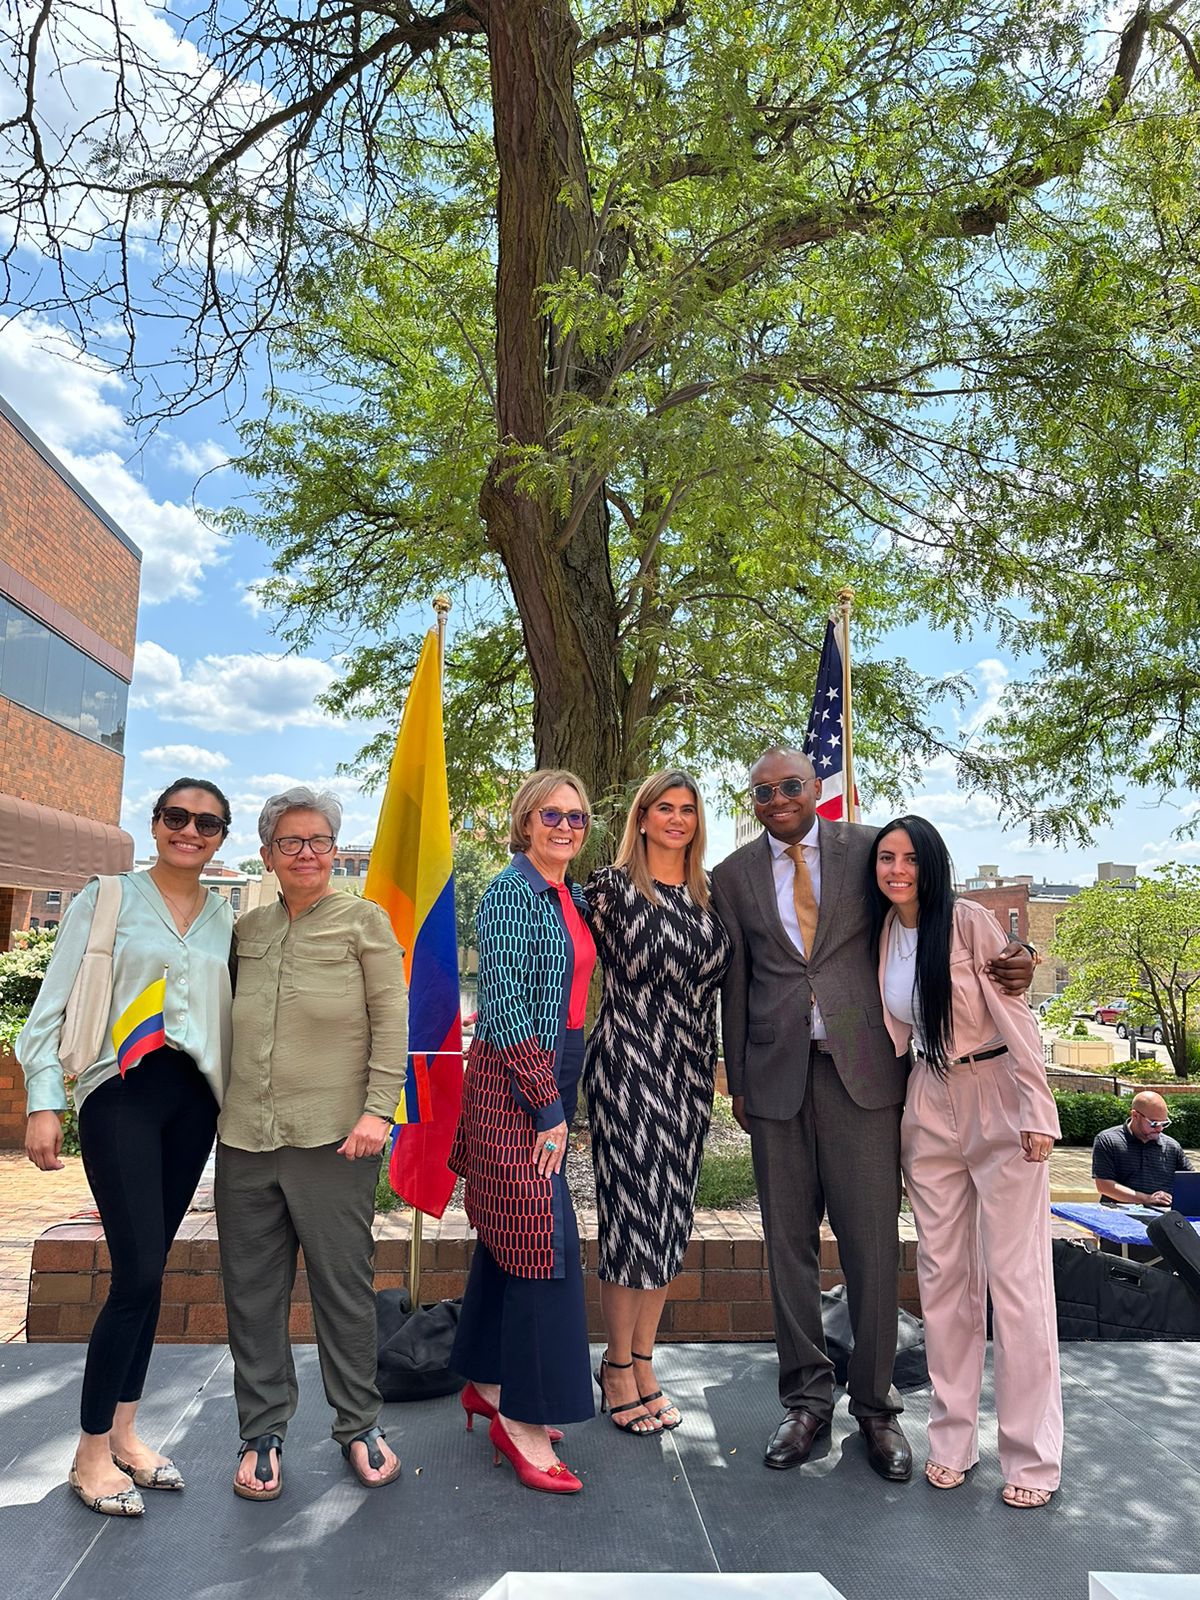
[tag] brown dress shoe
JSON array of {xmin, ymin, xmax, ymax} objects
[
  {"xmin": 858, "ymin": 1414, "xmax": 913, "ymax": 1481},
  {"xmin": 764, "ymin": 1408, "xmax": 832, "ymax": 1470}
]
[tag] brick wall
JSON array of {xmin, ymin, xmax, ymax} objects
[
  {"xmin": 25, "ymin": 1214, "xmax": 925, "ymax": 1344},
  {"xmin": 0, "ymin": 1045, "xmax": 24, "ymax": 1150},
  {"xmin": 959, "ymin": 884, "xmax": 1030, "ymax": 945},
  {"xmin": 0, "ymin": 417, "xmax": 139, "ymax": 661},
  {"xmin": 0, "ymin": 698, "xmax": 125, "ymax": 823}
]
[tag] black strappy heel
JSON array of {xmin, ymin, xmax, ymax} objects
[
  {"xmin": 595, "ymin": 1356, "xmax": 662, "ymax": 1436},
  {"xmin": 633, "ymin": 1350, "xmax": 683, "ymax": 1429}
]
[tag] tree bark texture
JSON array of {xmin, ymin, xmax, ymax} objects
[{"xmin": 480, "ymin": 0, "xmax": 626, "ymax": 807}]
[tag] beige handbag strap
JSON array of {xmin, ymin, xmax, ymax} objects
[{"xmin": 85, "ymin": 875, "xmax": 122, "ymax": 958}]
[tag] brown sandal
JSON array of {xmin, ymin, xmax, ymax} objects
[{"xmin": 341, "ymin": 1425, "xmax": 401, "ymax": 1487}]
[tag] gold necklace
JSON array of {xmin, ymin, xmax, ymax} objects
[{"xmin": 153, "ymin": 876, "xmax": 203, "ymax": 931}]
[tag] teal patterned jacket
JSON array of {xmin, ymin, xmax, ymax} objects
[{"xmin": 449, "ymin": 852, "xmax": 589, "ymax": 1276}]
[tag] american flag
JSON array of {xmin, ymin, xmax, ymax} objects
[{"xmin": 803, "ymin": 620, "xmax": 859, "ymax": 821}]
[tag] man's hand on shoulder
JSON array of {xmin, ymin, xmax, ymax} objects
[{"xmin": 985, "ymin": 940, "xmax": 1034, "ymax": 996}]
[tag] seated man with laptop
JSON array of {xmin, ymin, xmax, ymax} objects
[{"xmin": 1093, "ymin": 1092, "xmax": 1194, "ymax": 1208}]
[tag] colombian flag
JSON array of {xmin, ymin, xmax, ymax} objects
[
  {"xmin": 365, "ymin": 628, "xmax": 463, "ymax": 1218},
  {"xmin": 112, "ymin": 977, "xmax": 167, "ymax": 1076}
]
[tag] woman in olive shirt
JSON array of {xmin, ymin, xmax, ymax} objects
[{"xmin": 216, "ymin": 786, "xmax": 408, "ymax": 1499}]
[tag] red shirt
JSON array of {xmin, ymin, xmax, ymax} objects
[{"xmin": 554, "ymin": 881, "xmax": 596, "ymax": 1029}]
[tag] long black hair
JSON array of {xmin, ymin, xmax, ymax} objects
[{"xmin": 867, "ymin": 814, "xmax": 957, "ymax": 1075}]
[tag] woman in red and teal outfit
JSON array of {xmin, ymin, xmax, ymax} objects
[{"xmin": 449, "ymin": 768, "xmax": 596, "ymax": 1494}]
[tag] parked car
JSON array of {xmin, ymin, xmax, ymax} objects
[
  {"xmin": 1115, "ymin": 1015, "xmax": 1166, "ymax": 1045},
  {"xmin": 1092, "ymin": 1001, "xmax": 1127, "ymax": 1025}
]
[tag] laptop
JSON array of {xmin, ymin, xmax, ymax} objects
[{"xmin": 1170, "ymin": 1171, "xmax": 1200, "ymax": 1215}]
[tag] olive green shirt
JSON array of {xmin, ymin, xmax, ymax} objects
[{"xmin": 219, "ymin": 892, "xmax": 408, "ymax": 1152}]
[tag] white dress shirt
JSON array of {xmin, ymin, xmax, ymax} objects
[{"xmin": 768, "ymin": 819, "xmax": 826, "ymax": 1040}]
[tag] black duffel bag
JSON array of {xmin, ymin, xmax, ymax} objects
[
  {"xmin": 820, "ymin": 1283, "xmax": 929, "ymax": 1390},
  {"xmin": 375, "ymin": 1289, "xmax": 465, "ymax": 1401},
  {"xmin": 1052, "ymin": 1238, "xmax": 1200, "ymax": 1340}
]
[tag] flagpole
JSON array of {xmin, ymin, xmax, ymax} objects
[{"xmin": 837, "ymin": 587, "xmax": 857, "ymax": 823}]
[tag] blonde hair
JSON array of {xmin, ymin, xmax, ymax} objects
[
  {"xmin": 614, "ymin": 769, "xmax": 710, "ymax": 909},
  {"xmin": 508, "ymin": 768, "xmax": 593, "ymax": 855}
]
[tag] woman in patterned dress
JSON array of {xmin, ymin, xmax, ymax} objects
[
  {"xmin": 584, "ymin": 770, "xmax": 731, "ymax": 1434},
  {"xmin": 449, "ymin": 769, "xmax": 597, "ymax": 1493}
]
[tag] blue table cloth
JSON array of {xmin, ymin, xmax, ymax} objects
[{"xmin": 1051, "ymin": 1202, "xmax": 1200, "ymax": 1247}]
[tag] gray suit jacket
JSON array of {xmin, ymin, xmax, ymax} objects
[{"xmin": 711, "ymin": 822, "xmax": 908, "ymax": 1119}]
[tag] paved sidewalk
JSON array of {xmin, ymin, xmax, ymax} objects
[{"xmin": 0, "ymin": 1151, "xmax": 94, "ymax": 1341}]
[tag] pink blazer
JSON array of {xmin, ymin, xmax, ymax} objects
[{"xmin": 878, "ymin": 897, "xmax": 1061, "ymax": 1137}]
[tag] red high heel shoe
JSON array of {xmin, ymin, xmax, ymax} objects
[
  {"xmin": 460, "ymin": 1382, "xmax": 563, "ymax": 1443},
  {"xmin": 488, "ymin": 1414, "xmax": 581, "ymax": 1494}
]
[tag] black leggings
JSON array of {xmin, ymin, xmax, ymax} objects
[{"xmin": 76, "ymin": 1048, "xmax": 217, "ymax": 1435}]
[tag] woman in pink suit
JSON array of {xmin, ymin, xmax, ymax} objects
[{"xmin": 868, "ymin": 815, "xmax": 1062, "ymax": 1509}]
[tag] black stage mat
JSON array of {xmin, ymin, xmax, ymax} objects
[{"xmin": 0, "ymin": 1342, "xmax": 1196, "ymax": 1600}]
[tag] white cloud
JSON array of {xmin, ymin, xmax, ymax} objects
[
  {"xmin": 139, "ymin": 743, "xmax": 231, "ymax": 772},
  {"xmin": 167, "ymin": 437, "xmax": 229, "ymax": 475},
  {"xmin": 131, "ymin": 641, "xmax": 340, "ymax": 733},
  {"xmin": 959, "ymin": 657, "xmax": 1009, "ymax": 737}
]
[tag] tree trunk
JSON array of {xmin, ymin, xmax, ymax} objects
[{"xmin": 480, "ymin": 0, "xmax": 626, "ymax": 811}]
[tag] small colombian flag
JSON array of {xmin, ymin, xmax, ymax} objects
[{"xmin": 112, "ymin": 976, "xmax": 167, "ymax": 1076}]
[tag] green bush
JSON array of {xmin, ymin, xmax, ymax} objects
[
  {"xmin": 374, "ymin": 1160, "xmax": 399, "ymax": 1214},
  {"xmin": 1053, "ymin": 1091, "xmax": 1200, "ymax": 1147}
]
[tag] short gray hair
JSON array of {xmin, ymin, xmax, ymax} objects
[{"xmin": 258, "ymin": 786, "xmax": 343, "ymax": 847}]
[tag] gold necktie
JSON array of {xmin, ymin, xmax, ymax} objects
[{"xmin": 785, "ymin": 843, "xmax": 819, "ymax": 957}]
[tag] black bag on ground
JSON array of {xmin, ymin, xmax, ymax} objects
[
  {"xmin": 1052, "ymin": 1237, "xmax": 1200, "ymax": 1340},
  {"xmin": 820, "ymin": 1283, "xmax": 929, "ymax": 1390},
  {"xmin": 1145, "ymin": 1209, "xmax": 1200, "ymax": 1299},
  {"xmin": 375, "ymin": 1289, "xmax": 465, "ymax": 1401}
]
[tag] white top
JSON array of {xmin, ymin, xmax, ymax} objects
[
  {"xmin": 767, "ymin": 819, "xmax": 825, "ymax": 1041},
  {"xmin": 883, "ymin": 920, "xmax": 924, "ymax": 1050}
]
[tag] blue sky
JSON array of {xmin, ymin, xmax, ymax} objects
[{"xmin": 0, "ymin": 5, "xmax": 1192, "ymax": 881}]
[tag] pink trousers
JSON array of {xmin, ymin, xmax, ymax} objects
[{"xmin": 902, "ymin": 1056, "xmax": 1063, "ymax": 1489}]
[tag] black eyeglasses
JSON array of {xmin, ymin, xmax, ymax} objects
[
  {"xmin": 538, "ymin": 808, "xmax": 590, "ymax": 830},
  {"xmin": 156, "ymin": 807, "xmax": 227, "ymax": 838},
  {"xmin": 272, "ymin": 834, "xmax": 337, "ymax": 856},
  {"xmin": 751, "ymin": 779, "xmax": 812, "ymax": 804}
]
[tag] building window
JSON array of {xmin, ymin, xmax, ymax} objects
[
  {"xmin": 1008, "ymin": 910, "xmax": 1020, "ymax": 937},
  {"xmin": 230, "ymin": 887, "xmax": 241, "ymax": 910},
  {"xmin": 45, "ymin": 890, "xmax": 61, "ymax": 907},
  {"xmin": 344, "ymin": 858, "xmax": 357, "ymax": 876},
  {"xmin": 0, "ymin": 594, "xmax": 128, "ymax": 753}
]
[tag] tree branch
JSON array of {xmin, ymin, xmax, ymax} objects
[{"xmin": 577, "ymin": 2, "xmax": 687, "ymax": 63}]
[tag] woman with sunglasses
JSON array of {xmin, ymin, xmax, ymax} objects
[
  {"xmin": 18, "ymin": 779, "xmax": 235, "ymax": 1516},
  {"xmin": 216, "ymin": 786, "xmax": 407, "ymax": 1499},
  {"xmin": 449, "ymin": 770, "xmax": 597, "ymax": 1494},
  {"xmin": 583, "ymin": 770, "xmax": 730, "ymax": 1435},
  {"xmin": 868, "ymin": 815, "xmax": 1062, "ymax": 1510}
]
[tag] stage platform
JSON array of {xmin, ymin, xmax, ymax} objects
[{"xmin": 1, "ymin": 1341, "xmax": 1195, "ymax": 1600}]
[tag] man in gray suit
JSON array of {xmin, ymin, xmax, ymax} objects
[{"xmin": 712, "ymin": 747, "xmax": 1031, "ymax": 1479}]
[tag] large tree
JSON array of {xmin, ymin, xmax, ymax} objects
[
  {"xmin": 1053, "ymin": 868, "xmax": 1200, "ymax": 1080},
  {"xmin": 3, "ymin": 3, "xmax": 1200, "ymax": 825}
]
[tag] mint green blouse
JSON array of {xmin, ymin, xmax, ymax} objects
[{"xmin": 16, "ymin": 872, "xmax": 234, "ymax": 1115}]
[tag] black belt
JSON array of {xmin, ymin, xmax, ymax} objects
[{"xmin": 917, "ymin": 1044, "xmax": 1007, "ymax": 1067}]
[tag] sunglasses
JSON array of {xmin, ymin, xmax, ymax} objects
[
  {"xmin": 272, "ymin": 834, "xmax": 337, "ymax": 856},
  {"xmin": 538, "ymin": 808, "xmax": 590, "ymax": 830},
  {"xmin": 751, "ymin": 779, "xmax": 811, "ymax": 804},
  {"xmin": 157, "ymin": 806, "xmax": 227, "ymax": 838},
  {"xmin": 1135, "ymin": 1113, "xmax": 1171, "ymax": 1130}
]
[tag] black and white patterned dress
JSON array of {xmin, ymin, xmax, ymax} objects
[{"xmin": 582, "ymin": 865, "xmax": 732, "ymax": 1289}]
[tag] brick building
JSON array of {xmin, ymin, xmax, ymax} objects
[
  {"xmin": 0, "ymin": 393, "xmax": 139, "ymax": 1145},
  {"xmin": 959, "ymin": 864, "xmax": 1085, "ymax": 1006}
]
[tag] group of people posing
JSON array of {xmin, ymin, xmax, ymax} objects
[{"xmin": 19, "ymin": 747, "xmax": 1062, "ymax": 1518}]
